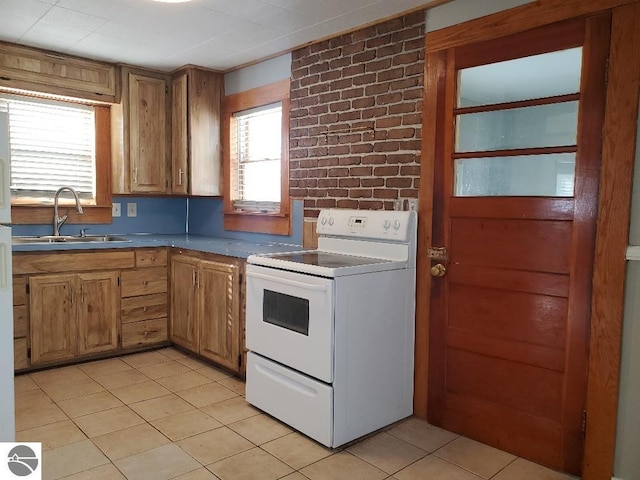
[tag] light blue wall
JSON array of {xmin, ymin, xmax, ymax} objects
[
  {"xmin": 188, "ymin": 197, "xmax": 303, "ymax": 246},
  {"xmin": 12, "ymin": 196, "xmax": 187, "ymax": 237}
]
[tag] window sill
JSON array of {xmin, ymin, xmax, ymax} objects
[
  {"xmin": 224, "ymin": 210, "xmax": 290, "ymax": 235},
  {"xmin": 11, "ymin": 205, "xmax": 112, "ymax": 225}
]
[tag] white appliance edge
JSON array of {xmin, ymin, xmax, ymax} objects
[{"xmin": 0, "ymin": 109, "xmax": 15, "ymax": 441}]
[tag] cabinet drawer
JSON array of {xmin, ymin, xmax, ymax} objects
[
  {"xmin": 122, "ymin": 293, "xmax": 167, "ymax": 324},
  {"xmin": 13, "ymin": 277, "xmax": 27, "ymax": 306},
  {"xmin": 121, "ymin": 267, "xmax": 167, "ymax": 297},
  {"xmin": 14, "ymin": 305, "xmax": 28, "ymax": 338},
  {"xmin": 136, "ymin": 249, "xmax": 168, "ymax": 268},
  {"xmin": 14, "ymin": 338, "xmax": 28, "ymax": 370},
  {"xmin": 122, "ymin": 318, "xmax": 168, "ymax": 348}
]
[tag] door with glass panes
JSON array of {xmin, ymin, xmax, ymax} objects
[{"xmin": 425, "ymin": 15, "xmax": 610, "ymax": 474}]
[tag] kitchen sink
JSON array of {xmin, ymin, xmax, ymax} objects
[{"xmin": 12, "ymin": 235, "xmax": 131, "ymax": 244}]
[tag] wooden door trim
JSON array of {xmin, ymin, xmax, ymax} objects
[
  {"xmin": 417, "ymin": 2, "xmax": 640, "ymax": 478},
  {"xmin": 425, "ymin": 0, "xmax": 638, "ymax": 53},
  {"xmin": 584, "ymin": 3, "xmax": 640, "ymax": 479}
]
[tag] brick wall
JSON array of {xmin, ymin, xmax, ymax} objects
[{"xmin": 289, "ymin": 11, "xmax": 425, "ymax": 218}]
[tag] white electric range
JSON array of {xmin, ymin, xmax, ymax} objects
[{"xmin": 245, "ymin": 208, "xmax": 417, "ymax": 447}]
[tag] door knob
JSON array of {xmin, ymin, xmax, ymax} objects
[{"xmin": 430, "ymin": 263, "xmax": 446, "ymax": 277}]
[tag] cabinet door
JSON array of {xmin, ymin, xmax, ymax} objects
[
  {"xmin": 170, "ymin": 256, "xmax": 199, "ymax": 351},
  {"xmin": 77, "ymin": 272, "xmax": 120, "ymax": 356},
  {"xmin": 30, "ymin": 274, "xmax": 77, "ymax": 365},
  {"xmin": 198, "ymin": 260, "xmax": 240, "ymax": 372},
  {"xmin": 171, "ymin": 73, "xmax": 189, "ymax": 195},
  {"xmin": 129, "ymin": 73, "xmax": 167, "ymax": 193}
]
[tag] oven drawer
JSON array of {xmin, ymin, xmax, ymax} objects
[{"xmin": 246, "ymin": 352, "xmax": 333, "ymax": 447}]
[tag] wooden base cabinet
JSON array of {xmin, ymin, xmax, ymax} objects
[
  {"xmin": 170, "ymin": 251, "xmax": 242, "ymax": 373},
  {"xmin": 30, "ymin": 272, "xmax": 119, "ymax": 365}
]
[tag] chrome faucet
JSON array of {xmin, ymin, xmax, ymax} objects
[{"xmin": 53, "ymin": 186, "xmax": 84, "ymax": 236}]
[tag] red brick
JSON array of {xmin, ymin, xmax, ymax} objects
[
  {"xmin": 358, "ymin": 200, "xmax": 384, "ymax": 210},
  {"xmin": 350, "ymin": 166, "xmax": 373, "ymax": 176},
  {"xmin": 330, "ymin": 57, "xmax": 352, "ymax": 69},
  {"xmin": 365, "ymin": 83, "xmax": 390, "ymax": 95},
  {"xmin": 400, "ymin": 188, "xmax": 419, "ymax": 197},
  {"xmin": 366, "ymin": 34, "xmax": 392, "ymax": 49},
  {"xmin": 343, "ymin": 41, "xmax": 366, "ymax": 55},
  {"xmin": 374, "ymin": 166, "xmax": 400, "ymax": 176},
  {"xmin": 353, "ymin": 51, "xmax": 376, "ymax": 64},
  {"xmin": 387, "ymin": 153, "xmax": 420, "ymax": 164},
  {"xmin": 352, "ymin": 25, "xmax": 378, "ymax": 42},
  {"xmin": 330, "ymin": 78, "xmax": 353, "ymax": 91},
  {"xmin": 404, "ymin": 38, "xmax": 425, "ymax": 52},
  {"xmin": 400, "ymin": 166, "xmax": 420, "ymax": 176},
  {"xmin": 339, "ymin": 178, "xmax": 361, "ymax": 187},
  {"xmin": 291, "ymin": 67, "xmax": 309, "ymax": 80},
  {"xmin": 362, "ymin": 178, "xmax": 385, "ymax": 187},
  {"xmin": 308, "ymin": 189, "xmax": 328, "ymax": 197},
  {"xmin": 320, "ymin": 70, "xmax": 341, "ymax": 82},
  {"xmin": 377, "ymin": 43, "xmax": 403, "ymax": 58},
  {"xmin": 352, "ymin": 98, "xmax": 375, "ymax": 109},
  {"xmin": 362, "ymin": 155, "xmax": 387, "ymax": 165},
  {"xmin": 304, "ymin": 208, "xmax": 321, "ymax": 218},
  {"xmin": 330, "ymin": 34, "xmax": 353, "ymax": 48},
  {"xmin": 308, "ymin": 168, "xmax": 328, "ymax": 178},
  {"xmin": 329, "ymin": 101, "xmax": 351, "ymax": 112},
  {"xmin": 400, "ymin": 139, "xmax": 422, "ymax": 150},
  {"xmin": 366, "ymin": 58, "xmax": 392, "ymax": 72},
  {"xmin": 376, "ymin": 117, "xmax": 402, "ymax": 128},
  {"xmin": 298, "ymin": 178, "xmax": 318, "ymax": 188},
  {"xmin": 320, "ymin": 92, "xmax": 341, "ymax": 103},
  {"xmin": 309, "ymin": 40, "xmax": 331, "ymax": 54},
  {"xmin": 339, "ymin": 156, "xmax": 361, "ymax": 165},
  {"xmin": 338, "ymin": 111, "xmax": 361, "ymax": 122},
  {"xmin": 320, "ymin": 48, "xmax": 342, "ymax": 60},
  {"xmin": 290, "ymin": 149, "xmax": 309, "ymax": 159},
  {"xmin": 389, "ymin": 103, "xmax": 416, "ymax": 114},
  {"xmin": 298, "ymin": 137, "xmax": 319, "ymax": 147},
  {"xmin": 362, "ymin": 107, "xmax": 387, "ymax": 119},
  {"xmin": 374, "ymin": 131, "xmax": 388, "ymax": 141},
  {"xmin": 326, "ymin": 189, "xmax": 349, "ymax": 197},
  {"xmin": 392, "ymin": 25, "xmax": 424, "ymax": 43},
  {"xmin": 300, "ymin": 95, "xmax": 320, "ymax": 107},
  {"xmin": 309, "ymin": 105, "xmax": 329, "ymax": 115},
  {"xmin": 377, "ymin": 67, "xmax": 404, "ymax": 82},
  {"xmin": 298, "ymin": 116, "xmax": 319, "ymax": 127},
  {"xmin": 291, "ymin": 87, "xmax": 310, "ymax": 99},
  {"xmin": 310, "ymin": 62, "xmax": 330, "ymax": 74},
  {"xmin": 378, "ymin": 17, "xmax": 404, "ymax": 34},
  {"xmin": 391, "ymin": 77, "xmax": 420, "ymax": 90},
  {"xmin": 341, "ymin": 87, "xmax": 364, "ymax": 99},
  {"xmin": 373, "ymin": 188, "xmax": 398, "ymax": 199},
  {"xmin": 389, "ymin": 128, "xmax": 416, "ymax": 139},
  {"xmin": 402, "ymin": 113, "xmax": 422, "ymax": 125},
  {"xmin": 338, "ymin": 133, "xmax": 362, "ymax": 143},
  {"xmin": 309, "ymin": 146, "xmax": 329, "ymax": 157},
  {"xmin": 386, "ymin": 177, "xmax": 412, "ymax": 188},
  {"xmin": 317, "ymin": 199, "xmax": 338, "ymax": 208},
  {"xmin": 353, "ymin": 73, "xmax": 378, "ymax": 86},
  {"xmin": 300, "ymin": 158, "xmax": 318, "ymax": 168},
  {"xmin": 290, "ymin": 188, "xmax": 308, "ymax": 197},
  {"xmin": 350, "ymin": 144, "xmax": 374, "ymax": 154},
  {"xmin": 303, "ymin": 199, "xmax": 316, "ymax": 208},
  {"xmin": 343, "ymin": 64, "xmax": 366, "ymax": 77},
  {"xmin": 377, "ymin": 93, "xmax": 403, "ymax": 105},
  {"xmin": 406, "ymin": 64, "xmax": 424, "ymax": 76},
  {"xmin": 290, "ymin": 108, "xmax": 309, "ymax": 119},
  {"xmin": 374, "ymin": 141, "xmax": 400, "ymax": 152},
  {"xmin": 328, "ymin": 167, "xmax": 349, "ymax": 177},
  {"xmin": 300, "ymin": 74, "xmax": 320, "ymax": 87},
  {"xmin": 319, "ymin": 113, "xmax": 340, "ymax": 125},
  {"xmin": 328, "ymin": 145, "xmax": 350, "ymax": 156},
  {"xmin": 351, "ymin": 189, "xmax": 372, "ymax": 198},
  {"xmin": 318, "ymin": 178, "xmax": 338, "ymax": 188},
  {"xmin": 336, "ymin": 199, "xmax": 359, "ymax": 209}
]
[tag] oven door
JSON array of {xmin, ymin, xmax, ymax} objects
[{"xmin": 246, "ymin": 264, "xmax": 334, "ymax": 383}]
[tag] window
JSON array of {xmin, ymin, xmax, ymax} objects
[
  {"xmin": 1, "ymin": 95, "xmax": 96, "ymax": 202},
  {"xmin": 223, "ymin": 79, "xmax": 290, "ymax": 235},
  {"xmin": 0, "ymin": 91, "xmax": 111, "ymax": 224}
]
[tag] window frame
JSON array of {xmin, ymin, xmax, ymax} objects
[
  {"xmin": 222, "ymin": 78, "xmax": 290, "ymax": 235},
  {"xmin": 5, "ymin": 92, "xmax": 112, "ymax": 225}
]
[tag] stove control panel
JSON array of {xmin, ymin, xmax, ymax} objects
[{"xmin": 317, "ymin": 208, "xmax": 415, "ymax": 241}]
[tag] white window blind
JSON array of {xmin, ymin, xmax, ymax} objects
[
  {"xmin": 0, "ymin": 95, "xmax": 96, "ymax": 201},
  {"xmin": 232, "ymin": 102, "xmax": 282, "ymax": 212}
]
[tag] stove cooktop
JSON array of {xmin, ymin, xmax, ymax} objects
[{"xmin": 266, "ymin": 251, "xmax": 392, "ymax": 268}]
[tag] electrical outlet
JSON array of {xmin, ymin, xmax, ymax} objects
[
  {"xmin": 112, "ymin": 202, "xmax": 121, "ymax": 217},
  {"xmin": 126, "ymin": 202, "xmax": 137, "ymax": 217},
  {"xmin": 407, "ymin": 199, "xmax": 418, "ymax": 211}
]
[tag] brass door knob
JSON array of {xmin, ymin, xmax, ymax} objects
[{"xmin": 430, "ymin": 263, "xmax": 446, "ymax": 277}]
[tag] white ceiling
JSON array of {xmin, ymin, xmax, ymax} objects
[{"xmin": 0, "ymin": 0, "xmax": 441, "ymax": 73}]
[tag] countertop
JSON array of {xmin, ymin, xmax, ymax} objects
[{"xmin": 11, "ymin": 234, "xmax": 306, "ymax": 258}]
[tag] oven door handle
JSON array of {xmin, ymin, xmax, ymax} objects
[{"xmin": 247, "ymin": 271, "xmax": 329, "ymax": 292}]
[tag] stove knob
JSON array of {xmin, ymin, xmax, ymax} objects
[
  {"xmin": 328, "ymin": 217, "xmax": 335, "ymax": 226},
  {"xmin": 383, "ymin": 220, "xmax": 391, "ymax": 230},
  {"xmin": 320, "ymin": 216, "xmax": 327, "ymax": 225},
  {"xmin": 393, "ymin": 219, "xmax": 401, "ymax": 230}
]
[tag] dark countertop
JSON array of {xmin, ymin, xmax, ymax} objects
[{"xmin": 12, "ymin": 233, "xmax": 305, "ymax": 259}]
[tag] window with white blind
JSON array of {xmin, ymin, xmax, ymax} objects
[
  {"xmin": 0, "ymin": 94, "xmax": 96, "ymax": 202},
  {"xmin": 231, "ymin": 102, "xmax": 283, "ymax": 212}
]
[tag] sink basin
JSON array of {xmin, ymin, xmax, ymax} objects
[{"xmin": 13, "ymin": 235, "xmax": 131, "ymax": 245}]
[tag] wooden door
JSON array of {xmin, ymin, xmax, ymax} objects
[
  {"xmin": 170, "ymin": 255, "xmax": 199, "ymax": 351},
  {"xmin": 77, "ymin": 272, "xmax": 119, "ymax": 356},
  {"xmin": 426, "ymin": 16, "xmax": 609, "ymax": 475},
  {"xmin": 129, "ymin": 72, "xmax": 167, "ymax": 193},
  {"xmin": 198, "ymin": 259, "xmax": 240, "ymax": 372},
  {"xmin": 30, "ymin": 274, "xmax": 77, "ymax": 365}
]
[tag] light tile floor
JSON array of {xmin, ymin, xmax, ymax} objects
[{"xmin": 14, "ymin": 348, "xmax": 579, "ymax": 480}]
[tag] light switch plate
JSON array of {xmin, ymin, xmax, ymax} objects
[
  {"xmin": 127, "ymin": 202, "xmax": 137, "ymax": 217},
  {"xmin": 112, "ymin": 202, "xmax": 121, "ymax": 217}
]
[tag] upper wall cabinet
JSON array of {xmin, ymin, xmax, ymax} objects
[
  {"xmin": 171, "ymin": 67, "xmax": 223, "ymax": 196},
  {"xmin": 0, "ymin": 42, "xmax": 116, "ymax": 103},
  {"xmin": 112, "ymin": 66, "xmax": 171, "ymax": 194}
]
